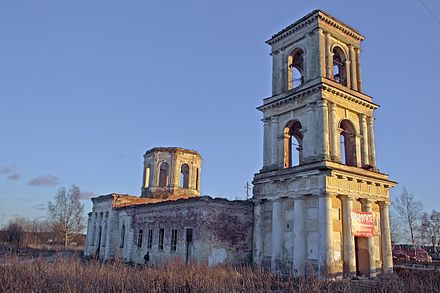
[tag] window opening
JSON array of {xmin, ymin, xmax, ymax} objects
[
  {"xmin": 171, "ymin": 229, "xmax": 178, "ymax": 251},
  {"xmin": 137, "ymin": 229, "xmax": 143, "ymax": 248},
  {"xmin": 340, "ymin": 119, "xmax": 357, "ymax": 166},
  {"xmin": 195, "ymin": 168, "xmax": 199, "ymax": 191},
  {"xmin": 283, "ymin": 120, "xmax": 303, "ymax": 168},
  {"xmin": 333, "ymin": 47, "xmax": 347, "ymax": 86},
  {"xmin": 144, "ymin": 166, "xmax": 150, "ymax": 188},
  {"xmin": 288, "ymin": 49, "xmax": 304, "ymax": 90},
  {"xmin": 180, "ymin": 164, "xmax": 189, "ymax": 188},
  {"xmin": 147, "ymin": 229, "xmax": 153, "ymax": 249},
  {"xmin": 158, "ymin": 162, "xmax": 169, "ymax": 187},
  {"xmin": 120, "ymin": 225, "xmax": 125, "ymax": 248},
  {"xmin": 158, "ymin": 229, "xmax": 164, "ymax": 250}
]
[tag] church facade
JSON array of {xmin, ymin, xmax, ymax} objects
[{"xmin": 85, "ymin": 10, "xmax": 395, "ymax": 278}]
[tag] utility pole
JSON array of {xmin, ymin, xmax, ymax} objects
[{"xmin": 244, "ymin": 182, "xmax": 251, "ymax": 200}]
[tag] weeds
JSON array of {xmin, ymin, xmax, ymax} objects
[{"xmin": 0, "ymin": 256, "xmax": 439, "ymax": 292}]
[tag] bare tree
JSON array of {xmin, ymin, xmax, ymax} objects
[
  {"xmin": 393, "ymin": 188, "xmax": 422, "ymax": 249},
  {"xmin": 48, "ymin": 185, "xmax": 86, "ymax": 247},
  {"xmin": 420, "ymin": 210, "xmax": 440, "ymax": 254},
  {"xmin": 5, "ymin": 221, "xmax": 24, "ymax": 247}
]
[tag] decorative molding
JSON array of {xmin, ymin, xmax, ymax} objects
[{"xmin": 266, "ymin": 10, "xmax": 364, "ymax": 46}]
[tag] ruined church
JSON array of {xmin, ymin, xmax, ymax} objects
[{"xmin": 85, "ymin": 10, "xmax": 396, "ymax": 277}]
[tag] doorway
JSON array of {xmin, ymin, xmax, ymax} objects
[{"xmin": 354, "ymin": 237, "xmax": 369, "ymax": 277}]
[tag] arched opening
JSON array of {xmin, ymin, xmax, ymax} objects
[
  {"xmin": 158, "ymin": 162, "xmax": 169, "ymax": 187},
  {"xmin": 288, "ymin": 48, "xmax": 304, "ymax": 90},
  {"xmin": 333, "ymin": 47, "xmax": 347, "ymax": 86},
  {"xmin": 144, "ymin": 166, "xmax": 151, "ymax": 188},
  {"xmin": 283, "ymin": 120, "xmax": 303, "ymax": 168},
  {"xmin": 180, "ymin": 163, "xmax": 190, "ymax": 188},
  {"xmin": 340, "ymin": 119, "xmax": 357, "ymax": 166}
]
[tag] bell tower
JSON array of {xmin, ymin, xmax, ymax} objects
[{"xmin": 252, "ymin": 10, "xmax": 396, "ymax": 277}]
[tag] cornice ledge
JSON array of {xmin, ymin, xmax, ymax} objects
[
  {"xmin": 266, "ymin": 14, "xmax": 318, "ymax": 45},
  {"xmin": 321, "ymin": 84, "xmax": 378, "ymax": 110},
  {"xmin": 257, "ymin": 85, "xmax": 322, "ymax": 111},
  {"xmin": 317, "ymin": 13, "xmax": 364, "ymax": 41}
]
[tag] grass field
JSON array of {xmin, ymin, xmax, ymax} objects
[{"xmin": 1, "ymin": 255, "xmax": 440, "ymax": 292}]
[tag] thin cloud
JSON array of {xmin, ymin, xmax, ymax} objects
[
  {"xmin": 79, "ymin": 191, "xmax": 97, "ymax": 200},
  {"xmin": 7, "ymin": 173, "xmax": 21, "ymax": 181},
  {"xmin": 33, "ymin": 203, "xmax": 47, "ymax": 211},
  {"xmin": 0, "ymin": 165, "xmax": 16, "ymax": 175},
  {"xmin": 28, "ymin": 175, "xmax": 60, "ymax": 187}
]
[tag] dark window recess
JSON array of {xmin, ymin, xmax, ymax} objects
[
  {"xmin": 158, "ymin": 229, "xmax": 164, "ymax": 250},
  {"xmin": 147, "ymin": 229, "xmax": 153, "ymax": 249},
  {"xmin": 137, "ymin": 229, "xmax": 143, "ymax": 248},
  {"xmin": 120, "ymin": 225, "xmax": 125, "ymax": 248},
  {"xmin": 171, "ymin": 229, "xmax": 178, "ymax": 251},
  {"xmin": 186, "ymin": 228, "xmax": 193, "ymax": 242}
]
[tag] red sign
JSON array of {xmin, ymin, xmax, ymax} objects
[{"xmin": 351, "ymin": 211, "xmax": 374, "ymax": 237}]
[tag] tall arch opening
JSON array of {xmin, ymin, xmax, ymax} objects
[
  {"xmin": 288, "ymin": 48, "xmax": 304, "ymax": 90},
  {"xmin": 340, "ymin": 119, "xmax": 357, "ymax": 166},
  {"xmin": 333, "ymin": 47, "xmax": 347, "ymax": 86},
  {"xmin": 158, "ymin": 162, "xmax": 169, "ymax": 187},
  {"xmin": 283, "ymin": 120, "xmax": 303, "ymax": 168},
  {"xmin": 144, "ymin": 166, "xmax": 151, "ymax": 188},
  {"xmin": 180, "ymin": 163, "xmax": 190, "ymax": 188}
]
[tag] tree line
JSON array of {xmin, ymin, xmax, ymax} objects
[
  {"xmin": 391, "ymin": 188, "xmax": 440, "ymax": 255},
  {"xmin": 1, "ymin": 185, "xmax": 86, "ymax": 248}
]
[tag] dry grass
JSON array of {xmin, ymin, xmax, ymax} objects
[{"xmin": 0, "ymin": 256, "xmax": 439, "ymax": 292}]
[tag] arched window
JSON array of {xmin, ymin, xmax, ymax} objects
[
  {"xmin": 158, "ymin": 162, "xmax": 169, "ymax": 187},
  {"xmin": 283, "ymin": 120, "xmax": 303, "ymax": 168},
  {"xmin": 144, "ymin": 166, "xmax": 151, "ymax": 188},
  {"xmin": 288, "ymin": 48, "xmax": 304, "ymax": 90},
  {"xmin": 333, "ymin": 47, "xmax": 347, "ymax": 86},
  {"xmin": 340, "ymin": 119, "xmax": 357, "ymax": 166},
  {"xmin": 180, "ymin": 164, "xmax": 190, "ymax": 188},
  {"xmin": 120, "ymin": 224, "xmax": 125, "ymax": 248}
]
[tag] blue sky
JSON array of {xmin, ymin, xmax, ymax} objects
[{"xmin": 1, "ymin": 0, "xmax": 439, "ymax": 225}]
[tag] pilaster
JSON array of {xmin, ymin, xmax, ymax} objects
[
  {"xmin": 349, "ymin": 45, "xmax": 358, "ymax": 91},
  {"xmin": 271, "ymin": 198, "xmax": 284, "ymax": 272},
  {"xmin": 379, "ymin": 201, "xmax": 393, "ymax": 273},
  {"xmin": 367, "ymin": 117, "xmax": 377, "ymax": 169},
  {"xmin": 341, "ymin": 196, "xmax": 356, "ymax": 276},
  {"xmin": 293, "ymin": 197, "xmax": 306, "ymax": 275}
]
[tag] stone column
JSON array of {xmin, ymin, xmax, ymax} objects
[
  {"xmin": 329, "ymin": 102, "xmax": 339, "ymax": 162},
  {"xmin": 271, "ymin": 198, "xmax": 283, "ymax": 272},
  {"xmin": 272, "ymin": 50, "xmax": 282, "ymax": 95},
  {"xmin": 304, "ymin": 33, "xmax": 312, "ymax": 82},
  {"xmin": 349, "ymin": 45, "xmax": 358, "ymax": 91},
  {"xmin": 271, "ymin": 116, "xmax": 279, "ymax": 167},
  {"xmin": 293, "ymin": 197, "xmax": 306, "ymax": 275},
  {"xmin": 355, "ymin": 134, "xmax": 362, "ymax": 168},
  {"xmin": 325, "ymin": 32, "xmax": 333, "ymax": 79},
  {"xmin": 303, "ymin": 103, "xmax": 315, "ymax": 160},
  {"xmin": 361, "ymin": 199, "xmax": 376, "ymax": 277},
  {"xmin": 318, "ymin": 192, "xmax": 333, "ymax": 276},
  {"xmin": 367, "ymin": 117, "xmax": 377, "ymax": 169},
  {"xmin": 356, "ymin": 48, "xmax": 362, "ymax": 92},
  {"xmin": 263, "ymin": 119, "xmax": 271, "ymax": 167},
  {"xmin": 341, "ymin": 196, "xmax": 356, "ymax": 276},
  {"xmin": 379, "ymin": 201, "xmax": 393, "ymax": 273},
  {"xmin": 317, "ymin": 99, "xmax": 330, "ymax": 160},
  {"xmin": 345, "ymin": 60, "xmax": 352, "ymax": 88},
  {"xmin": 359, "ymin": 114, "xmax": 369, "ymax": 167},
  {"xmin": 253, "ymin": 201, "xmax": 263, "ymax": 264}
]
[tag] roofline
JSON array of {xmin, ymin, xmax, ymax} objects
[{"xmin": 266, "ymin": 10, "xmax": 364, "ymax": 45}]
